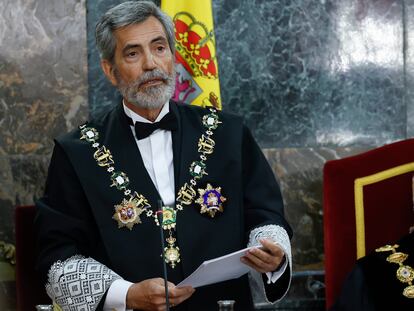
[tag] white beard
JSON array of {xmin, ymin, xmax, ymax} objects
[{"xmin": 116, "ymin": 67, "xmax": 175, "ymax": 110}]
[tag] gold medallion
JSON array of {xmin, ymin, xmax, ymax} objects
[
  {"xmin": 177, "ymin": 183, "xmax": 196, "ymax": 205},
  {"xmin": 164, "ymin": 236, "xmax": 181, "ymax": 268},
  {"xmin": 397, "ymin": 265, "xmax": 414, "ymax": 283},
  {"xmin": 94, "ymin": 146, "xmax": 114, "ymax": 167},
  {"xmin": 375, "ymin": 243, "xmax": 414, "ymax": 299},
  {"xmin": 376, "ymin": 244, "xmax": 399, "ymax": 252},
  {"xmin": 113, "ymin": 193, "xmax": 150, "ymax": 230},
  {"xmin": 196, "ymin": 183, "xmax": 226, "ymax": 217},
  {"xmin": 198, "ymin": 135, "xmax": 215, "ymax": 154},
  {"xmin": 403, "ymin": 285, "xmax": 414, "ymax": 298},
  {"xmin": 387, "ymin": 252, "xmax": 409, "ymax": 265}
]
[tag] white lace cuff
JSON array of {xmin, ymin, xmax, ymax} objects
[
  {"xmin": 46, "ymin": 256, "xmax": 122, "ymax": 311},
  {"xmin": 247, "ymin": 224, "xmax": 292, "ymax": 303}
]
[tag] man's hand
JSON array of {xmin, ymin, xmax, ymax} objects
[
  {"xmin": 240, "ymin": 239, "xmax": 285, "ymax": 273},
  {"xmin": 126, "ymin": 278, "xmax": 195, "ymax": 310}
]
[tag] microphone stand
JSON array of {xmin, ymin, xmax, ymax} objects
[{"xmin": 157, "ymin": 200, "xmax": 170, "ymax": 311}]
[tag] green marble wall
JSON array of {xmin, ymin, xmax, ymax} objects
[{"xmin": 0, "ymin": 0, "xmax": 88, "ymax": 309}]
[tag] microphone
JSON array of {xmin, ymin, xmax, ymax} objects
[{"xmin": 157, "ymin": 200, "xmax": 170, "ymax": 311}]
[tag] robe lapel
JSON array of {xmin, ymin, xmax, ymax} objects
[
  {"xmin": 170, "ymin": 103, "xmax": 212, "ymax": 276},
  {"xmin": 170, "ymin": 101, "xmax": 203, "ymax": 198},
  {"xmin": 170, "ymin": 101, "xmax": 182, "ymax": 194},
  {"xmin": 104, "ymin": 103, "xmax": 162, "ymax": 209}
]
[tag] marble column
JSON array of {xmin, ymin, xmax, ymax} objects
[
  {"xmin": 406, "ymin": 1, "xmax": 414, "ymax": 136},
  {"xmin": 0, "ymin": 0, "xmax": 88, "ymax": 309}
]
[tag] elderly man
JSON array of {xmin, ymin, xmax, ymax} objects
[{"xmin": 35, "ymin": 1, "xmax": 292, "ymax": 310}]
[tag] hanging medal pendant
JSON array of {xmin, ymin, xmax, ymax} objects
[
  {"xmin": 164, "ymin": 232, "xmax": 181, "ymax": 268},
  {"xmin": 155, "ymin": 206, "xmax": 180, "ymax": 268},
  {"xmin": 154, "ymin": 206, "xmax": 177, "ymax": 230}
]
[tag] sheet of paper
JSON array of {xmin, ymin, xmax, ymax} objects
[{"xmin": 177, "ymin": 246, "xmax": 261, "ymax": 288}]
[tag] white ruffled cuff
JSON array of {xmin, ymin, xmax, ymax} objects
[
  {"xmin": 247, "ymin": 224, "xmax": 292, "ymax": 303},
  {"xmin": 46, "ymin": 256, "xmax": 121, "ymax": 311}
]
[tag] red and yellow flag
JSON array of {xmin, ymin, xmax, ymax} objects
[{"xmin": 161, "ymin": 0, "xmax": 222, "ymax": 109}]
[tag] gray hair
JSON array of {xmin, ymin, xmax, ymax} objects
[{"xmin": 95, "ymin": 1, "xmax": 175, "ymax": 62}]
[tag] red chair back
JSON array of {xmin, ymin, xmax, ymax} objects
[
  {"xmin": 15, "ymin": 205, "xmax": 50, "ymax": 310},
  {"xmin": 323, "ymin": 139, "xmax": 414, "ymax": 309}
]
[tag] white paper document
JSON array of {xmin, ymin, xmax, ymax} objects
[{"xmin": 177, "ymin": 246, "xmax": 261, "ymax": 288}]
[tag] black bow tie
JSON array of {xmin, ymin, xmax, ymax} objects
[{"xmin": 126, "ymin": 111, "xmax": 178, "ymax": 140}]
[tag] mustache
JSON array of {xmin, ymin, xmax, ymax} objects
[{"xmin": 135, "ymin": 69, "xmax": 171, "ymax": 88}]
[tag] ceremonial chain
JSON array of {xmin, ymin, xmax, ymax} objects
[
  {"xmin": 376, "ymin": 244, "xmax": 414, "ymax": 298},
  {"xmin": 79, "ymin": 107, "xmax": 226, "ymax": 268}
]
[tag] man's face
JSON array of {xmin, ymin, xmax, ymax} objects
[{"xmin": 102, "ymin": 16, "xmax": 175, "ymax": 110}]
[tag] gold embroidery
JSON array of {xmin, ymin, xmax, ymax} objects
[
  {"xmin": 93, "ymin": 146, "xmax": 114, "ymax": 167},
  {"xmin": 376, "ymin": 244, "xmax": 414, "ymax": 298},
  {"xmin": 177, "ymin": 183, "xmax": 196, "ymax": 205}
]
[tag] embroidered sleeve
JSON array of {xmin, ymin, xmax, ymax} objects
[
  {"xmin": 247, "ymin": 224, "xmax": 292, "ymax": 303},
  {"xmin": 45, "ymin": 256, "xmax": 122, "ymax": 311}
]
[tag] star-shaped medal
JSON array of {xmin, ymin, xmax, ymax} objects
[
  {"xmin": 196, "ymin": 183, "xmax": 226, "ymax": 218},
  {"xmin": 113, "ymin": 193, "xmax": 150, "ymax": 230}
]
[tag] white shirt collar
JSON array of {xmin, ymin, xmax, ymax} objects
[{"xmin": 122, "ymin": 100, "xmax": 170, "ymax": 124}]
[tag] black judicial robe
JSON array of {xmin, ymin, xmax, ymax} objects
[
  {"xmin": 331, "ymin": 232, "xmax": 414, "ymax": 311},
  {"xmin": 35, "ymin": 101, "xmax": 292, "ymax": 311}
]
